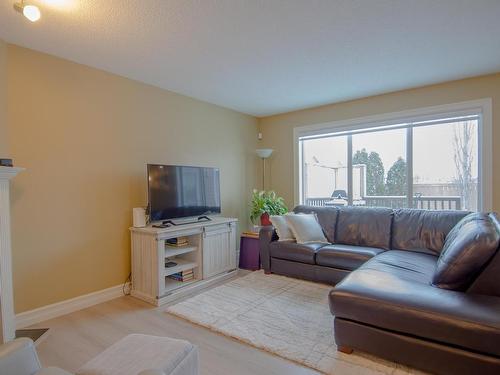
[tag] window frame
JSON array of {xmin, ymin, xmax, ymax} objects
[{"xmin": 294, "ymin": 98, "xmax": 493, "ymax": 211}]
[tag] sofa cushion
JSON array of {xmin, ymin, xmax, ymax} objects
[
  {"xmin": 269, "ymin": 215, "xmax": 295, "ymax": 241},
  {"xmin": 284, "ymin": 214, "xmax": 328, "ymax": 244},
  {"xmin": 392, "ymin": 209, "xmax": 469, "ymax": 254},
  {"xmin": 294, "ymin": 205, "xmax": 339, "ymax": 243},
  {"xmin": 269, "ymin": 241, "xmax": 327, "ymax": 265},
  {"xmin": 316, "ymin": 244, "xmax": 385, "ymax": 271},
  {"xmin": 335, "ymin": 207, "xmax": 393, "ymax": 250},
  {"xmin": 432, "ymin": 213, "xmax": 500, "ymax": 291},
  {"xmin": 329, "ymin": 251, "xmax": 500, "ymax": 357},
  {"xmin": 354, "ymin": 250, "xmax": 438, "ymax": 283}
]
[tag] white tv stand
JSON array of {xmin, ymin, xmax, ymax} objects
[{"xmin": 130, "ymin": 217, "xmax": 238, "ymax": 306}]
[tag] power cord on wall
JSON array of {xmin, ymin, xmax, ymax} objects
[{"xmin": 122, "ymin": 272, "xmax": 132, "ymax": 296}]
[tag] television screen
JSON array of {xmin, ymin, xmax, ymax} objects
[{"xmin": 148, "ymin": 164, "xmax": 221, "ymax": 221}]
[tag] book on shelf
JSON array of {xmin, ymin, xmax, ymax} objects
[
  {"xmin": 166, "ymin": 236, "xmax": 189, "ymax": 247},
  {"xmin": 167, "ymin": 269, "xmax": 195, "ymax": 282}
]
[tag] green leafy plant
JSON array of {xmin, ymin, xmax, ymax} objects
[{"xmin": 250, "ymin": 189, "xmax": 288, "ymax": 224}]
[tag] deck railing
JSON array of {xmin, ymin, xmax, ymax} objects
[{"xmin": 305, "ymin": 196, "xmax": 461, "ymax": 210}]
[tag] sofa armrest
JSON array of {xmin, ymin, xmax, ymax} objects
[
  {"xmin": 0, "ymin": 338, "xmax": 42, "ymax": 375},
  {"xmin": 259, "ymin": 226, "xmax": 277, "ymax": 273}
]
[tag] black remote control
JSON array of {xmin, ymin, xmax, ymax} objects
[{"xmin": 152, "ymin": 224, "xmax": 170, "ymax": 228}]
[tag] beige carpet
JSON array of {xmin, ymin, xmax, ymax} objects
[{"xmin": 166, "ymin": 271, "xmax": 424, "ymax": 374}]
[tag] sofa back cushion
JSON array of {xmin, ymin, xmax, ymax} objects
[
  {"xmin": 284, "ymin": 213, "xmax": 328, "ymax": 244},
  {"xmin": 392, "ymin": 209, "xmax": 469, "ymax": 254},
  {"xmin": 294, "ymin": 205, "xmax": 338, "ymax": 243},
  {"xmin": 432, "ymin": 213, "xmax": 500, "ymax": 291},
  {"xmin": 335, "ymin": 207, "xmax": 393, "ymax": 250},
  {"xmin": 467, "ymin": 213, "xmax": 500, "ymax": 296}
]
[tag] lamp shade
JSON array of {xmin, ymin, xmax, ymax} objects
[{"xmin": 256, "ymin": 148, "xmax": 273, "ymax": 159}]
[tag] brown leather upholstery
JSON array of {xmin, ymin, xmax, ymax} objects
[
  {"xmin": 433, "ymin": 213, "xmax": 500, "ymax": 290},
  {"xmin": 335, "ymin": 207, "xmax": 393, "ymax": 250},
  {"xmin": 316, "ymin": 244, "xmax": 385, "ymax": 270},
  {"xmin": 346, "ymin": 250, "xmax": 437, "ymax": 283},
  {"xmin": 270, "ymin": 258, "xmax": 348, "ymax": 285},
  {"xmin": 469, "ymin": 214, "xmax": 500, "ymax": 296},
  {"xmin": 392, "ymin": 208, "xmax": 469, "ymax": 254},
  {"xmin": 259, "ymin": 205, "xmax": 500, "ymax": 374},
  {"xmin": 334, "ymin": 318, "xmax": 500, "ymax": 375},
  {"xmin": 468, "ymin": 250, "xmax": 500, "ymax": 297},
  {"xmin": 330, "ymin": 251, "xmax": 500, "ymax": 358},
  {"xmin": 269, "ymin": 241, "xmax": 327, "ymax": 265},
  {"xmin": 294, "ymin": 205, "xmax": 339, "ymax": 243}
]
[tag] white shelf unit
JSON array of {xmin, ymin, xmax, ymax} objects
[{"xmin": 130, "ymin": 217, "xmax": 238, "ymax": 306}]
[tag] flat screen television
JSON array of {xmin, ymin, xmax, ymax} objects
[{"xmin": 147, "ymin": 164, "xmax": 221, "ymax": 221}]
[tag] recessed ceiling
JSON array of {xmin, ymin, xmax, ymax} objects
[{"xmin": 1, "ymin": 0, "xmax": 500, "ymax": 116}]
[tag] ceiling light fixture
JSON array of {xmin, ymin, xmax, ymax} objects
[{"xmin": 14, "ymin": 1, "xmax": 41, "ymax": 22}]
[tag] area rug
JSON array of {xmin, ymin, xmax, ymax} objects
[{"xmin": 166, "ymin": 271, "xmax": 424, "ymax": 374}]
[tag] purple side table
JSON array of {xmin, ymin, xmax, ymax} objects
[{"xmin": 239, "ymin": 232, "xmax": 261, "ymax": 270}]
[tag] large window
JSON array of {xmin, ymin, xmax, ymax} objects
[{"xmin": 297, "ymin": 102, "xmax": 490, "ymax": 211}]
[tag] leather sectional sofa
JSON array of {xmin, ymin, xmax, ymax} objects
[{"xmin": 259, "ymin": 205, "xmax": 500, "ymax": 374}]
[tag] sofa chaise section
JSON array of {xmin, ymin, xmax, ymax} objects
[
  {"xmin": 330, "ymin": 252, "xmax": 500, "ymax": 373},
  {"xmin": 259, "ymin": 206, "xmax": 500, "ymax": 374},
  {"xmin": 330, "ymin": 251, "xmax": 500, "ymax": 355},
  {"xmin": 329, "ymin": 213, "xmax": 500, "ymax": 375}
]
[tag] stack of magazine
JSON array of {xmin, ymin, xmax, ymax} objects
[
  {"xmin": 166, "ymin": 237, "xmax": 189, "ymax": 247},
  {"xmin": 167, "ymin": 269, "xmax": 194, "ymax": 282}
]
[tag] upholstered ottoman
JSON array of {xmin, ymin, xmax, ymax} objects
[{"xmin": 77, "ymin": 334, "xmax": 198, "ymax": 375}]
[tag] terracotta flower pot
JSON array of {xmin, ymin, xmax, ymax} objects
[{"xmin": 260, "ymin": 212, "xmax": 272, "ymax": 226}]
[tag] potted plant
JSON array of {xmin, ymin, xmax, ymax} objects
[{"xmin": 250, "ymin": 189, "xmax": 288, "ymax": 226}]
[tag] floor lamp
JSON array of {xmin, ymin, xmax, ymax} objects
[{"xmin": 256, "ymin": 149, "xmax": 273, "ymax": 190}]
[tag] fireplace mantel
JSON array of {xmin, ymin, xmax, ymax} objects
[
  {"xmin": 0, "ymin": 166, "xmax": 24, "ymax": 343},
  {"xmin": 0, "ymin": 166, "xmax": 25, "ymax": 179}
]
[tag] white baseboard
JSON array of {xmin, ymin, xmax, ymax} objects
[{"xmin": 15, "ymin": 284, "xmax": 123, "ymax": 329}]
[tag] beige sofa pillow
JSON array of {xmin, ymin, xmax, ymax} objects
[
  {"xmin": 285, "ymin": 214, "xmax": 328, "ymax": 244},
  {"xmin": 270, "ymin": 215, "xmax": 295, "ymax": 241}
]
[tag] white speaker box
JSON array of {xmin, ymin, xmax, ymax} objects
[{"xmin": 133, "ymin": 207, "xmax": 147, "ymax": 227}]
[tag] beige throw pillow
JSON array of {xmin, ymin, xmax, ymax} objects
[
  {"xmin": 270, "ymin": 215, "xmax": 295, "ymax": 241},
  {"xmin": 285, "ymin": 214, "xmax": 328, "ymax": 244}
]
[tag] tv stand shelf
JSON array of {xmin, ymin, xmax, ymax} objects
[
  {"xmin": 130, "ymin": 217, "xmax": 238, "ymax": 306},
  {"xmin": 164, "ymin": 244, "xmax": 198, "ymax": 258},
  {"xmin": 164, "ymin": 259, "xmax": 197, "ymax": 277}
]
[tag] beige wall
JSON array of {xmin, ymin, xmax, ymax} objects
[
  {"xmin": 7, "ymin": 42, "xmax": 500, "ymax": 313},
  {"xmin": 259, "ymin": 73, "xmax": 500, "ymax": 213},
  {"xmin": 0, "ymin": 39, "xmax": 8, "ymax": 156},
  {"xmin": 7, "ymin": 45, "xmax": 258, "ymax": 313}
]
